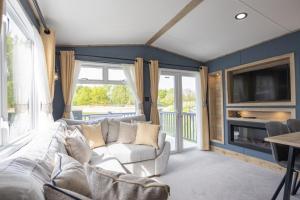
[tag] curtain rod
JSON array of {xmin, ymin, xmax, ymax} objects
[
  {"xmin": 74, "ymin": 53, "xmax": 201, "ymax": 70},
  {"xmin": 31, "ymin": 0, "xmax": 50, "ymax": 34}
]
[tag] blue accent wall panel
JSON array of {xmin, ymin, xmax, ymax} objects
[
  {"xmin": 206, "ymin": 31, "xmax": 300, "ymax": 162},
  {"xmin": 53, "ymin": 45, "xmax": 201, "ymax": 120}
]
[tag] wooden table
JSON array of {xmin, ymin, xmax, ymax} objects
[{"xmin": 265, "ymin": 132, "xmax": 300, "ymax": 200}]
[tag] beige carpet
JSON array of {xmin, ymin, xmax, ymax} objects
[{"xmin": 156, "ymin": 149, "xmax": 300, "ymax": 200}]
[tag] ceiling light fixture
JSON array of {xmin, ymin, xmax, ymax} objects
[{"xmin": 235, "ymin": 12, "xmax": 248, "ymax": 20}]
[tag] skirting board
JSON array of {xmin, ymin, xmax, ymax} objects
[{"xmin": 211, "ymin": 146, "xmax": 285, "ymax": 173}]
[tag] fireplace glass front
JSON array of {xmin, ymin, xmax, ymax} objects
[{"xmin": 228, "ymin": 121, "xmax": 271, "ymax": 153}]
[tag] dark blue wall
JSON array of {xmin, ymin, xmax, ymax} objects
[
  {"xmin": 205, "ymin": 31, "xmax": 300, "ymax": 162},
  {"xmin": 53, "ymin": 45, "xmax": 201, "ymax": 120}
]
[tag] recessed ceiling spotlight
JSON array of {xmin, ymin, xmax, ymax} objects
[{"xmin": 235, "ymin": 12, "xmax": 248, "ymax": 20}]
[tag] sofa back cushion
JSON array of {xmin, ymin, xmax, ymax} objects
[
  {"xmin": 0, "ymin": 157, "xmax": 49, "ymax": 200},
  {"xmin": 51, "ymin": 153, "xmax": 91, "ymax": 197},
  {"xmin": 107, "ymin": 115, "xmax": 146, "ymax": 143},
  {"xmin": 107, "ymin": 119, "xmax": 121, "ymax": 143},
  {"xmin": 84, "ymin": 164, "xmax": 169, "ymax": 200},
  {"xmin": 65, "ymin": 129, "xmax": 92, "ymax": 164},
  {"xmin": 117, "ymin": 122, "xmax": 137, "ymax": 144},
  {"xmin": 64, "ymin": 118, "xmax": 109, "ymax": 142},
  {"xmin": 0, "ymin": 122, "xmax": 68, "ymax": 200},
  {"xmin": 43, "ymin": 184, "xmax": 92, "ymax": 200}
]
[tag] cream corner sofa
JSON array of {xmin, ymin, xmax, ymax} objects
[
  {"xmin": 63, "ymin": 114, "xmax": 171, "ymax": 177},
  {"xmin": 0, "ymin": 115, "xmax": 170, "ymax": 199}
]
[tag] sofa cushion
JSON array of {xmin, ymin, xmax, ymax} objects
[
  {"xmin": 0, "ymin": 157, "xmax": 50, "ymax": 200},
  {"xmin": 117, "ymin": 122, "xmax": 137, "ymax": 144},
  {"xmin": 51, "ymin": 153, "xmax": 91, "ymax": 197},
  {"xmin": 84, "ymin": 164, "xmax": 169, "ymax": 200},
  {"xmin": 91, "ymin": 146, "xmax": 110, "ymax": 158},
  {"xmin": 107, "ymin": 143, "xmax": 156, "ymax": 164},
  {"xmin": 107, "ymin": 119, "xmax": 121, "ymax": 143},
  {"xmin": 43, "ymin": 184, "xmax": 92, "ymax": 200},
  {"xmin": 107, "ymin": 115, "xmax": 146, "ymax": 143},
  {"xmin": 80, "ymin": 123, "xmax": 106, "ymax": 149},
  {"xmin": 65, "ymin": 129, "xmax": 92, "ymax": 164},
  {"xmin": 135, "ymin": 123, "xmax": 160, "ymax": 149},
  {"xmin": 90, "ymin": 147, "xmax": 128, "ymax": 173},
  {"xmin": 64, "ymin": 118, "xmax": 109, "ymax": 142},
  {"xmin": 120, "ymin": 115, "xmax": 146, "ymax": 123}
]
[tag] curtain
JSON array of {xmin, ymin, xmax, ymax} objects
[
  {"xmin": 60, "ymin": 51, "xmax": 80, "ymax": 118},
  {"xmin": 134, "ymin": 58, "xmax": 144, "ymax": 114},
  {"xmin": 199, "ymin": 66, "xmax": 210, "ymax": 150},
  {"xmin": 123, "ymin": 64, "xmax": 140, "ymax": 114},
  {"xmin": 33, "ymin": 28, "xmax": 54, "ymax": 130},
  {"xmin": 0, "ymin": 0, "xmax": 3, "ymax": 33},
  {"xmin": 9, "ymin": 39, "xmax": 33, "ymax": 140},
  {"xmin": 40, "ymin": 27, "xmax": 56, "ymax": 100},
  {"xmin": 149, "ymin": 60, "xmax": 160, "ymax": 125}
]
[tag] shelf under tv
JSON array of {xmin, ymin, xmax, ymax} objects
[
  {"xmin": 227, "ymin": 100, "xmax": 295, "ymax": 107},
  {"xmin": 227, "ymin": 107, "xmax": 296, "ymax": 124}
]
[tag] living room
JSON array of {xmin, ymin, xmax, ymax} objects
[{"xmin": 0, "ymin": 0, "xmax": 300, "ymax": 199}]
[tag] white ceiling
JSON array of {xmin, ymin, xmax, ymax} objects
[
  {"xmin": 37, "ymin": 0, "xmax": 300, "ymax": 62},
  {"xmin": 37, "ymin": 0, "xmax": 190, "ymax": 45}
]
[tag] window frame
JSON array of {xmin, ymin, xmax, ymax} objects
[
  {"xmin": 78, "ymin": 61, "xmax": 127, "ymax": 85},
  {"xmin": 0, "ymin": 0, "xmax": 36, "ymax": 146},
  {"xmin": 73, "ymin": 61, "xmax": 137, "ymax": 116}
]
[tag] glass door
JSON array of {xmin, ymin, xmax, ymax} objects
[
  {"xmin": 158, "ymin": 74, "xmax": 177, "ymax": 151},
  {"xmin": 158, "ymin": 69, "xmax": 199, "ymax": 153},
  {"xmin": 181, "ymin": 76, "xmax": 198, "ymax": 150}
]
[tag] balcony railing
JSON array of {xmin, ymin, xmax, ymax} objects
[
  {"xmin": 72, "ymin": 111, "xmax": 136, "ymax": 121},
  {"xmin": 73, "ymin": 111, "xmax": 197, "ymax": 143},
  {"xmin": 159, "ymin": 112, "xmax": 197, "ymax": 143}
]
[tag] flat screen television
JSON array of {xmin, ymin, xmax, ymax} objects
[{"xmin": 232, "ymin": 64, "xmax": 291, "ymax": 103}]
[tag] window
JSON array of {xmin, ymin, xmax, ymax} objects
[
  {"xmin": 78, "ymin": 66, "xmax": 103, "ymax": 81},
  {"xmin": 108, "ymin": 68, "xmax": 126, "ymax": 81},
  {"xmin": 0, "ymin": 0, "xmax": 35, "ymax": 146},
  {"xmin": 72, "ymin": 62, "xmax": 136, "ymax": 120}
]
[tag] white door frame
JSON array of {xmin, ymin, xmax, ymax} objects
[{"xmin": 160, "ymin": 68, "xmax": 199, "ymax": 153}]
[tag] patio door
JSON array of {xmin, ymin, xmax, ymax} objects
[{"xmin": 158, "ymin": 69, "xmax": 199, "ymax": 153}]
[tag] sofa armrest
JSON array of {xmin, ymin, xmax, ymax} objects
[{"xmin": 156, "ymin": 132, "xmax": 166, "ymax": 156}]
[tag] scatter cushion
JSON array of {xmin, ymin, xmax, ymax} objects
[
  {"xmin": 43, "ymin": 184, "xmax": 92, "ymax": 200},
  {"xmin": 135, "ymin": 123, "xmax": 160, "ymax": 149},
  {"xmin": 65, "ymin": 128, "xmax": 92, "ymax": 164},
  {"xmin": 66, "ymin": 118, "xmax": 109, "ymax": 142},
  {"xmin": 80, "ymin": 123, "xmax": 105, "ymax": 149},
  {"xmin": 51, "ymin": 153, "xmax": 91, "ymax": 197},
  {"xmin": 107, "ymin": 119, "xmax": 121, "ymax": 143},
  {"xmin": 117, "ymin": 122, "xmax": 137, "ymax": 144},
  {"xmin": 84, "ymin": 164, "xmax": 170, "ymax": 200}
]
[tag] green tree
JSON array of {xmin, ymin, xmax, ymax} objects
[
  {"xmin": 110, "ymin": 85, "xmax": 133, "ymax": 105},
  {"xmin": 73, "ymin": 86, "xmax": 93, "ymax": 105},
  {"xmin": 159, "ymin": 88, "xmax": 174, "ymax": 107},
  {"xmin": 73, "ymin": 84, "xmax": 134, "ymax": 106},
  {"xmin": 90, "ymin": 87, "xmax": 109, "ymax": 105}
]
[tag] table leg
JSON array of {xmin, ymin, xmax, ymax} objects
[
  {"xmin": 283, "ymin": 147, "xmax": 296, "ymax": 200},
  {"xmin": 272, "ymin": 174, "xmax": 286, "ymax": 200}
]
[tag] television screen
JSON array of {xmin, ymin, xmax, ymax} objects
[{"xmin": 232, "ymin": 64, "xmax": 290, "ymax": 103}]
